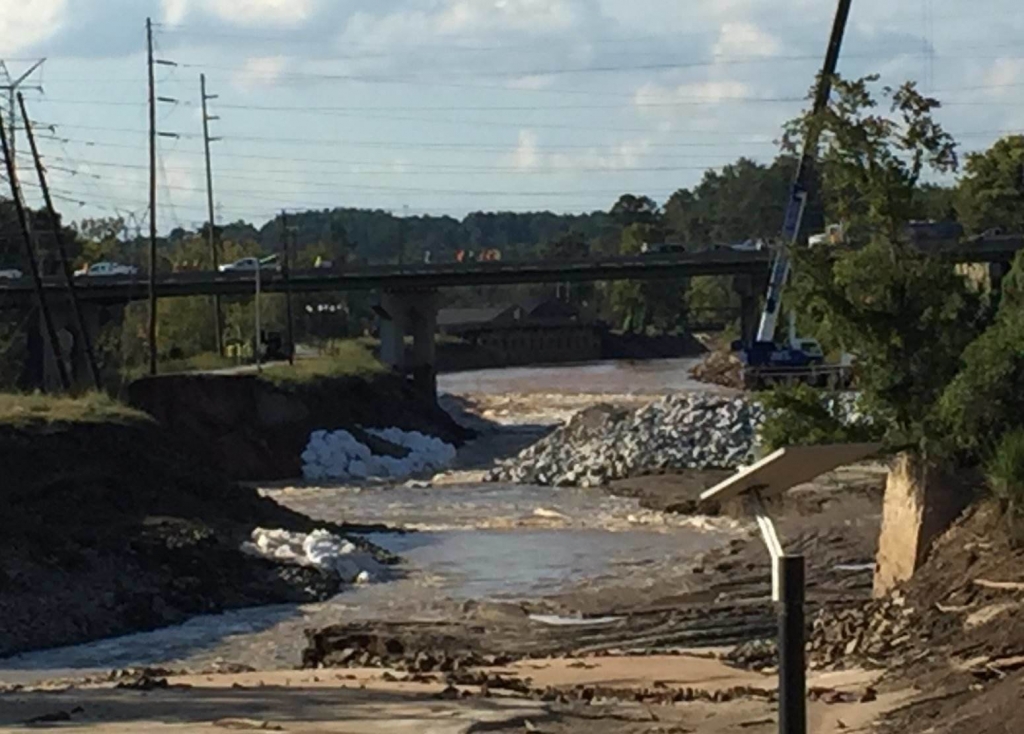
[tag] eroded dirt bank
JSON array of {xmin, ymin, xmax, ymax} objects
[
  {"xmin": 0, "ymin": 416, "xmax": 392, "ymax": 658},
  {"xmin": 128, "ymin": 373, "xmax": 473, "ymax": 481}
]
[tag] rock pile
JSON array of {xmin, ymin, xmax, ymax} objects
[
  {"xmin": 301, "ymin": 427, "xmax": 456, "ymax": 482},
  {"xmin": 486, "ymin": 394, "xmax": 765, "ymax": 487}
]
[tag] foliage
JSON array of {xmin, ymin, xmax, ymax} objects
[
  {"xmin": 759, "ymin": 384, "xmax": 879, "ymax": 452},
  {"xmin": 985, "ymin": 428, "xmax": 1024, "ymax": 533},
  {"xmin": 793, "ymin": 240, "xmax": 982, "ymax": 450},
  {"xmin": 544, "ymin": 230, "xmax": 589, "ymax": 260},
  {"xmin": 782, "ymin": 75, "xmax": 958, "ymax": 243},
  {"xmin": 259, "ymin": 341, "xmax": 384, "ymax": 386},
  {"xmin": 775, "ymin": 75, "xmax": 982, "ymax": 453},
  {"xmin": 663, "ymin": 156, "xmax": 809, "ymax": 245},
  {"xmin": 0, "ymin": 391, "xmax": 149, "ymax": 427},
  {"xmin": 939, "ymin": 250, "xmax": 1024, "ymax": 459},
  {"xmin": 956, "ymin": 135, "xmax": 1024, "ymax": 235}
]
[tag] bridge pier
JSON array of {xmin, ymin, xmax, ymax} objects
[
  {"xmin": 733, "ymin": 275, "xmax": 762, "ymax": 345},
  {"xmin": 37, "ymin": 300, "xmax": 121, "ymax": 392},
  {"xmin": 378, "ymin": 289, "xmax": 439, "ymax": 400}
]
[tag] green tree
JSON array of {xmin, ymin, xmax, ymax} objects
[
  {"xmin": 782, "ymin": 75, "xmax": 958, "ymax": 244},
  {"xmin": 956, "ymin": 135, "xmax": 1024, "ymax": 235},
  {"xmin": 544, "ymin": 230, "xmax": 589, "ymax": 260},
  {"xmin": 764, "ymin": 74, "xmax": 980, "ymax": 453}
]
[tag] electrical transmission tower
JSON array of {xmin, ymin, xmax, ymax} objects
[{"xmin": 0, "ymin": 59, "xmax": 46, "ymax": 166}]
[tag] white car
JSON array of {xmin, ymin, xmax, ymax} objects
[
  {"xmin": 74, "ymin": 262, "xmax": 139, "ymax": 277},
  {"xmin": 0, "ymin": 268, "xmax": 23, "ymax": 279},
  {"xmin": 219, "ymin": 256, "xmax": 280, "ymax": 273}
]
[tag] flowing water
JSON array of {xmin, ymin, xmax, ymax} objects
[{"xmin": 0, "ymin": 359, "xmax": 735, "ymax": 685}]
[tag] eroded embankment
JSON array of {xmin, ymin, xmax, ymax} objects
[
  {"xmin": 127, "ymin": 373, "xmax": 473, "ymax": 481},
  {"xmin": 0, "ymin": 415, "xmax": 391, "ymax": 658}
]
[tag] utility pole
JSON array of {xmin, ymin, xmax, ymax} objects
[
  {"xmin": 0, "ymin": 59, "xmax": 45, "ymax": 167},
  {"xmin": 20, "ymin": 93, "xmax": 102, "ymax": 390},
  {"xmin": 281, "ymin": 210, "xmax": 295, "ymax": 365},
  {"xmin": 0, "ymin": 104, "xmax": 70, "ymax": 392},
  {"xmin": 142, "ymin": 21, "xmax": 178, "ymax": 374},
  {"xmin": 201, "ymin": 73, "xmax": 224, "ymax": 355},
  {"xmin": 147, "ymin": 17, "xmax": 158, "ymax": 375}
]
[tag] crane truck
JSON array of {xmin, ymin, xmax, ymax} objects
[{"xmin": 731, "ymin": 0, "xmax": 855, "ymax": 391}]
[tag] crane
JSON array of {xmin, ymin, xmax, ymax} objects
[{"xmin": 735, "ymin": 0, "xmax": 854, "ymax": 390}]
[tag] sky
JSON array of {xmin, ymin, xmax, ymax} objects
[{"xmin": 1, "ymin": 0, "xmax": 1022, "ymax": 234}]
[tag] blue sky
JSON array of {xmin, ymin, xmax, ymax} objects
[{"xmin": 2, "ymin": 0, "xmax": 1022, "ymax": 233}]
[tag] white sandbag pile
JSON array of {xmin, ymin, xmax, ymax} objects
[
  {"xmin": 241, "ymin": 527, "xmax": 383, "ymax": 583},
  {"xmin": 487, "ymin": 394, "xmax": 765, "ymax": 487},
  {"xmin": 301, "ymin": 427, "xmax": 457, "ymax": 482}
]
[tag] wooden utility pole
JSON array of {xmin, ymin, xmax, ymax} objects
[
  {"xmin": 281, "ymin": 210, "xmax": 295, "ymax": 365},
  {"xmin": 19, "ymin": 93, "xmax": 102, "ymax": 390},
  {"xmin": 0, "ymin": 105, "xmax": 70, "ymax": 392},
  {"xmin": 147, "ymin": 17, "xmax": 158, "ymax": 375},
  {"xmin": 201, "ymin": 73, "xmax": 223, "ymax": 355}
]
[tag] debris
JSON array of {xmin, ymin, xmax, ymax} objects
[
  {"xmin": 212, "ymin": 720, "xmax": 284, "ymax": 731},
  {"xmin": 972, "ymin": 579, "xmax": 1024, "ymax": 592}
]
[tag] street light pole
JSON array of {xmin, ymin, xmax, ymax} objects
[{"xmin": 254, "ymin": 260, "xmax": 262, "ymax": 373}]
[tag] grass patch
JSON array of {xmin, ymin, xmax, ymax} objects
[
  {"xmin": 260, "ymin": 340, "xmax": 386, "ymax": 386},
  {"xmin": 0, "ymin": 392, "xmax": 150, "ymax": 428}
]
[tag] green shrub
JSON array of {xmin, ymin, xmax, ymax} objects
[{"xmin": 986, "ymin": 428, "xmax": 1024, "ymax": 534}]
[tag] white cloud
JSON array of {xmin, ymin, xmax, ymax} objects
[
  {"xmin": 161, "ymin": 0, "xmax": 189, "ymax": 25},
  {"xmin": 232, "ymin": 55, "xmax": 291, "ymax": 89},
  {"xmin": 510, "ymin": 129, "xmax": 541, "ymax": 170},
  {"xmin": 436, "ymin": 0, "xmax": 578, "ymax": 35},
  {"xmin": 162, "ymin": 0, "xmax": 319, "ymax": 28},
  {"xmin": 985, "ymin": 58, "xmax": 1024, "ymax": 92},
  {"xmin": 0, "ymin": 0, "xmax": 66, "ymax": 55},
  {"xmin": 507, "ymin": 74, "xmax": 557, "ymax": 90},
  {"xmin": 634, "ymin": 79, "xmax": 754, "ymax": 110},
  {"xmin": 713, "ymin": 22, "xmax": 781, "ymax": 58}
]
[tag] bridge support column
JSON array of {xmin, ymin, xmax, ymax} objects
[
  {"xmin": 733, "ymin": 275, "xmax": 761, "ymax": 345},
  {"xmin": 378, "ymin": 289, "xmax": 439, "ymax": 400},
  {"xmin": 38, "ymin": 300, "xmax": 120, "ymax": 392}
]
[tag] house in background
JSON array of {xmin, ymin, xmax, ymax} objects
[{"xmin": 436, "ymin": 297, "xmax": 602, "ymax": 370}]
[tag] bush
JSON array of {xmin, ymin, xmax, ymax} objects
[{"xmin": 986, "ymin": 428, "xmax": 1024, "ymax": 534}]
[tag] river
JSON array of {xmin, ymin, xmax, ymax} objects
[{"xmin": 0, "ymin": 358, "xmax": 737, "ymax": 685}]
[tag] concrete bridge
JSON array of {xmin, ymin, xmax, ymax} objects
[{"xmin": 2, "ymin": 237, "xmax": 1020, "ymax": 394}]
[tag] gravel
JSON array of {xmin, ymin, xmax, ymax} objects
[{"xmin": 486, "ymin": 394, "xmax": 765, "ymax": 487}]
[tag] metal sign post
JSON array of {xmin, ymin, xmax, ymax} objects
[
  {"xmin": 701, "ymin": 443, "xmax": 880, "ymax": 734},
  {"xmin": 749, "ymin": 490, "xmax": 805, "ymax": 734}
]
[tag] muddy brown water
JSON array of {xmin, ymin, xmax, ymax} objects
[{"xmin": 438, "ymin": 358, "xmax": 714, "ymax": 396}]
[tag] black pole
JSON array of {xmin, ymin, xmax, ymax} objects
[
  {"xmin": 19, "ymin": 93, "xmax": 103, "ymax": 390},
  {"xmin": 777, "ymin": 555, "xmax": 806, "ymax": 734},
  {"xmin": 146, "ymin": 17, "xmax": 158, "ymax": 375},
  {"xmin": 0, "ymin": 106, "xmax": 71, "ymax": 392}
]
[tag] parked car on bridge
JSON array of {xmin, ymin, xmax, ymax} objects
[
  {"xmin": 0, "ymin": 268, "xmax": 23, "ymax": 279},
  {"xmin": 219, "ymin": 255, "xmax": 280, "ymax": 273},
  {"xmin": 74, "ymin": 262, "xmax": 139, "ymax": 277}
]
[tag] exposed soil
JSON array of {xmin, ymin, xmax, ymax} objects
[
  {"xmin": 128, "ymin": 372, "xmax": 474, "ymax": 481},
  {"xmin": 0, "ymin": 417, "xmax": 393, "ymax": 658}
]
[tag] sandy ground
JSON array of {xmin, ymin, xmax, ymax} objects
[{"xmin": 0, "ymin": 655, "xmax": 912, "ymax": 734}]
